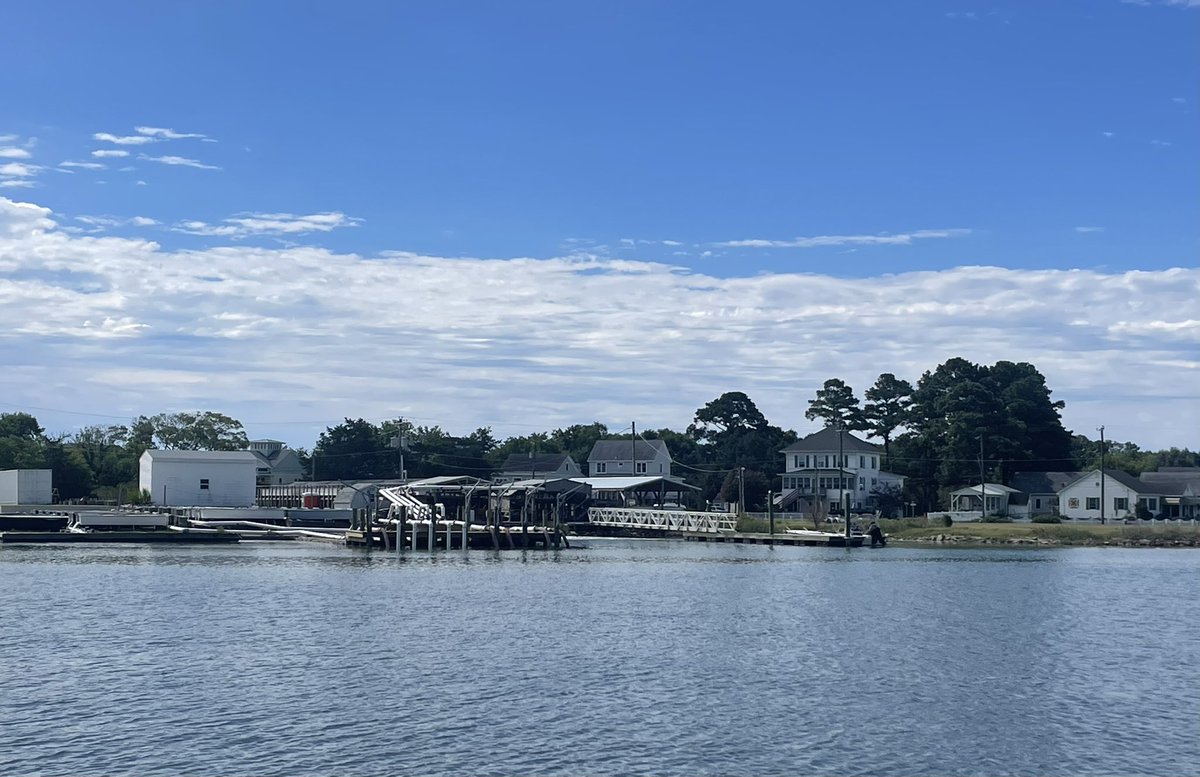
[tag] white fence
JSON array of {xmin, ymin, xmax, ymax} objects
[{"xmin": 587, "ymin": 507, "xmax": 736, "ymax": 534}]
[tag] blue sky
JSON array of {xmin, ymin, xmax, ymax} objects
[{"xmin": 1, "ymin": 1, "xmax": 1197, "ymax": 451}]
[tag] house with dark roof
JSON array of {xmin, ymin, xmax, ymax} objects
[
  {"xmin": 777, "ymin": 427, "xmax": 904, "ymax": 514},
  {"xmin": 247, "ymin": 439, "xmax": 306, "ymax": 486},
  {"xmin": 586, "ymin": 439, "xmax": 672, "ymax": 477},
  {"xmin": 1057, "ymin": 469, "xmax": 1159, "ymax": 521},
  {"xmin": 1009, "ymin": 471, "xmax": 1083, "ymax": 518},
  {"xmin": 496, "ymin": 452, "xmax": 582, "ymax": 482},
  {"xmin": 1138, "ymin": 467, "xmax": 1200, "ymax": 519}
]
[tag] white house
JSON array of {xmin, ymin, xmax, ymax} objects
[
  {"xmin": 948, "ymin": 483, "xmax": 1022, "ymax": 517},
  {"xmin": 1008, "ymin": 471, "xmax": 1082, "ymax": 518},
  {"xmin": 777, "ymin": 427, "xmax": 904, "ymax": 514},
  {"xmin": 497, "ymin": 453, "xmax": 583, "ymax": 482},
  {"xmin": 0, "ymin": 469, "xmax": 53, "ymax": 505},
  {"xmin": 586, "ymin": 439, "xmax": 673, "ymax": 477},
  {"xmin": 139, "ymin": 450, "xmax": 258, "ymax": 507},
  {"xmin": 1057, "ymin": 469, "xmax": 1157, "ymax": 521},
  {"xmin": 247, "ymin": 439, "xmax": 306, "ymax": 485}
]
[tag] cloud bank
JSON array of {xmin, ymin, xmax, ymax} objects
[{"xmin": 0, "ymin": 197, "xmax": 1195, "ymax": 450}]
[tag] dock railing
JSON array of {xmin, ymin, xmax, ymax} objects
[{"xmin": 587, "ymin": 506, "xmax": 737, "ymax": 534}]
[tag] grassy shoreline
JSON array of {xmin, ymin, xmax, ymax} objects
[{"xmin": 739, "ymin": 517, "xmax": 1200, "ymax": 547}]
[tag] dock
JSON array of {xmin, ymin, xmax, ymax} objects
[
  {"xmin": 0, "ymin": 530, "xmax": 241, "ymax": 544},
  {"xmin": 683, "ymin": 531, "xmax": 865, "ymax": 547}
]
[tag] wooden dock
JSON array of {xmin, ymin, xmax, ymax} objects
[
  {"xmin": 683, "ymin": 531, "xmax": 866, "ymax": 547},
  {"xmin": 345, "ymin": 523, "xmax": 566, "ymax": 551}
]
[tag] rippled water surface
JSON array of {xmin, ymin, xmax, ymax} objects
[{"xmin": 1, "ymin": 540, "xmax": 1197, "ymax": 776}]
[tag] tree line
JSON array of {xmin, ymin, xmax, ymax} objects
[{"xmin": 2, "ymin": 357, "xmax": 1195, "ymax": 508}]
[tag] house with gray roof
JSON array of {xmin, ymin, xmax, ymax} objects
[
  {"xmin": 497, "ymin": 452, "xmax": 582, "ymax": 482},
  {"xmin": 1009, "ymin": 471, "xmax": 1082, "ymax": 518},
  {"xmin": 1057, "ymin": 469, "xmax": 1159, "ymax": 521},
  {"xmin": 248, "ymin": 439, "xmax": 306, "ymax": 486},
  {"xmin": 1139, "ymin": 467, "xmax": 1200, "ymax": 519},
  {"xmin": 586, "ymin": 439, "xmax": 672, "ymax": 477},
  {"xmin": 777, "ymin": 427, "xmax": 904, "ymax": 515}
]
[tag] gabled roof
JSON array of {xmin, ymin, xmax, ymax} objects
[
  {"xmin": 499, "ymin": 453, "xmax": 575, "ymax": 472},
  {"xmin": 1010, "ymin": 471, "xmax": 1083, "ymax": 495},
  {"xmin": 1061, "ymin": 469, "xmax": 1154, "ymax": 494},
  {"xmin": 1139, "ymin": 468, "xmax": 1200, "ymax": 496},
  {"xmin": 587, "ymin": 439, "xmax": 671, "ymax": 462},
  {"xmin": 781, "ymin": 427, "xmax": 882, "ymax": 454},
  {"xmin": 949, "ymin": 483, "xmax": 1022, "ymax": 497},
  {"xmin": 142, "ymin": 449, "xmax": 258, "ymax": 462}
]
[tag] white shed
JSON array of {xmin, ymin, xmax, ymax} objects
[
  {"xmin": 0, "ymin": 469, "xmax": 53, "ymax": 505},
  {"xmin": 139, "ymin": 450, "xmax": 258, "ymax": 507}
]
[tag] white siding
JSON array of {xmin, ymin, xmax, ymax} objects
[
  {"xmin": 139, "ymin": 453, "xmax": 257, "ymax": 507},
  {"xmin": 0, "ymin": 469, "xmax": 53, "ymax": 504}
]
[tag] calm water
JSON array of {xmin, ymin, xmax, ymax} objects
[{"xmin": 1, "ymin": 539, "xmax": 1197, "ymax": 776}]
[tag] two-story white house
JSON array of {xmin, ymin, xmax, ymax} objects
[
  {"xmin": 247, "ymin": 439, "xmax": 306, "ymax": 486},
  {"xmin": 777, "ymin": 427, "xmax": 903, "ymax": 515},
  {"xmin": 586, "ymin": 439, "xmax": 672, "ymax": 477}
]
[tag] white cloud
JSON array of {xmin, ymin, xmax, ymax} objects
[
  {"xmin": 0, "ymin": 147, "xmax": 31, "ymax": 159},
  {"xmin": 1102, "ymin": 131, "xmax": 1115, "ymax": 138},
  {"xmin": 1074, "ymin": 226, "xmax": 1105, "ymax": 233},
  {"xmin": 134, "ymin": 126, "xmax": 210, "ymax": 141},
  {"xmin": 74, "ymin": 214, "xmax": 159, "ymax": 231},
  {"xmin": 1, "ymin": 195, "xmax": 1197, "ymax": 451},
  {"xmin": 92, "ymin": 149, "xmax": 129, "ymax": 158},
  {"xmin": 716, "ymin": 228, "xmax": 971, "ymax": 249},
  {"xmin": 174, "ymin": 211, "xmax": 362, "ymax": 238},
  {"xmin": 94, "ymin": 132, "xmax": 158, "ymax": 146},
  {"xmin": 0, "ymin": 162, "xmax": 40, "ymax": 177},
  {"xmin": 138, "ymin": 154, "xmax": 221, "ymax": 170},
  {"xmin": 0, "ymin": 180, "xmax": 37, "ymax": 189},
  {"xmin": 1150, "ymin": 139, "xmax": 1172, "ymax": 146},
  {"xmin": 59, "ymin": 161, "xmax": 107, "ymax": 170},
  {"xmin": 0, "ymin": 134, "xmax": 17, "ymax": 143}
]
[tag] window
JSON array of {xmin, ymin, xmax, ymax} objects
[
  {"xmin": 636, "ymin": 462, "xmax": 647, "ymax": 474},
  {"xmin": 199, "ymin": 479, "xmax": 210, "ymax": 490},
  {"xmin": 871, "ymin": 456, "xmax": 877, "ymax": 468},
  {"xmin": 1086, "ymin": 497, "xmax": 1100, "ymax": 510},
  {"xmin": 1113, "ymin": 497, "xmax": 1128, "ymax": 511},
  {"xmin": 1140, "ymin": 497, "xmax": 1158, "ymax": 511},
  {"xmin": 596, "ymin": 462, "xmax": 606, "ymax": 474},
  {"xmin": 860, "ymin": 455, "xmax": 865, "ymax": 468},
  {"xmin": 859, "ymin": 477, "xmax": 865, "ymax": 490},
  {"xmin": 1034, "ymin": 498, "xmax": 1042, "ymax": 509}
]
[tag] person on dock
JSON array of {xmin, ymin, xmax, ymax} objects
[{"xmin": 867, "ymin": 521, "xmax": 887, "ymax": 548}]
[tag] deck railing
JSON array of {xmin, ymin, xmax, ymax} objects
[{"xmin": 587, "ymin": 507, "xmax": 736, "ymax": 534}]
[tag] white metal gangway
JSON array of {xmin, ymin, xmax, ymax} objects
[
  {"xmin": 587, "ymin": 507, "xmax": 736, "ymax": 534},
  {"xmin": 377, "ymin": 487, "xmax": 438, "ymax": 523}
]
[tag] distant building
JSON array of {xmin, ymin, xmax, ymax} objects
[
  {"xmin": 0, "ymin": 469, "xmax": 53, "ymax": 505},
  {"xmin": 1057, "ymin": 469, "xmax": 1155, "ymax": 521},
  {"xmin": 1137, "ymin": 467, "xmax": 1199, "ymax": 519},
  {"xmin": 948, "ymin": 483, "xmax": 1022, "ymax": 517},
  {"xmin": 777, "ymin": 427, "xmax": 904, "ymax": 514},
  {"xmin": 139, "ymin": 450, "xmax": 258, "ymax": 507},
  {"xmin": 247, "ymin": 439, "xmax": 306, "ymax": 485},
  {"xmin": 586, "ymin": 439, "xmax": 673, "ymax": 477},
  {"xmin": 497, "ymin": 453, "xmax": 582, "ymax": 482},
  {"xmin": 1008, "ymin": 471, "xmax": 1082, "ymax": 518}
]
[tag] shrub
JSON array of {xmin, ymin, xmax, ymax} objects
[
  {"xmin": 942, "ymin": 515, "xmax": 954, "ymax": 527},
  {"xmin": 1032, "ymin": 515, "xmax": 1062, "ymax": 524},
  {"xmin": 982, "ymin": 514, "xmax": 1013, "ymax": 523}
]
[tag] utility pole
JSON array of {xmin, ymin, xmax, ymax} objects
[
  {"xmin": 631, "ymin": 421, "xmax": 637, "ymax": 475},
  {"xmin": 1098, "ymin": 425, "xmax": 1106, "ymax": 525},
  {"xmin": 979, "ymin": 435, "xmax": 986, "ymax": 519},
  {"xmin": 738, "ymin": 466, "xmax": 745, "ymax": 516},
  {"xmin": 837, "ymin": 421, "xmax": 849, "ymax": 539}
]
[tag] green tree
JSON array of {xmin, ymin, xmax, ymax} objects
[
  {"xmin": 806, "ymin": 379, "xmax": 866, "ymax": 431},
  {"xmin": 313, "ymin": 418, "xmax": 391, "ymax": 481},
  {"xmin": 688, "ymin": 392, "xmax": 768, "ymax": 442},
  {"xmin": 145, "ymin": 411, "xmax": 249, "ymax": 450},
  {"xmin": 864, "ymin": 373, "xmax": 913, "ymax": 456},
  {"xmin": 43, "ymin": 440, "xmax": 94, "ymax": 500}
]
